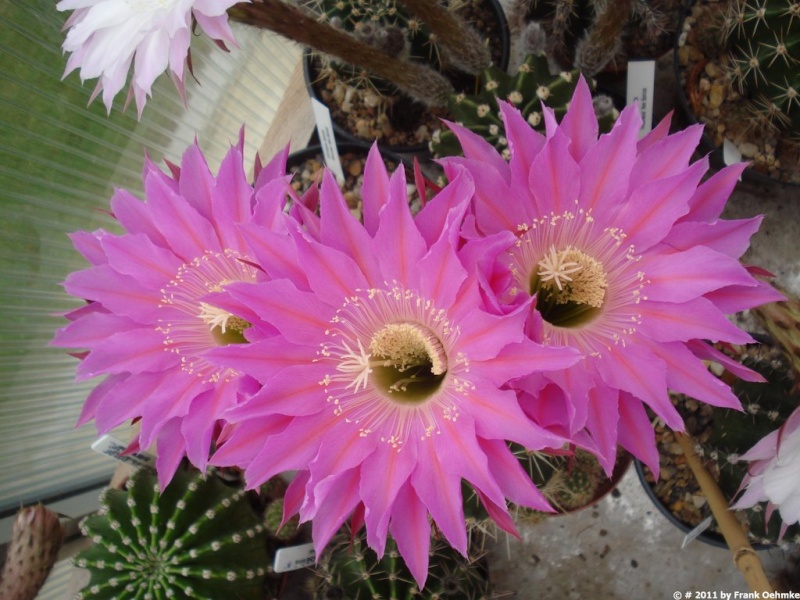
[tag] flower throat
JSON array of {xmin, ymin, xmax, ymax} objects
[{"xmin": 532, "ymin": 245, "xmax": 608, "ymax": 328}]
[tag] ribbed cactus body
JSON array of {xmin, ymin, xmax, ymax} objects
[
  {"xmin": 0, "ymin": 505, "xmax": 64, "ymax": 600},
  {"xmin": 431, "ymin": 53, "xmax": 616, "ymax": 158},
  {"xmin": 314, "ymin": 533, "xmax": 490, "ymax": 600},
  {"xmin": 74, "ymin": 467, "xmax": 268, "ymax": 600},
  {"xmin": 725, "ymin": 0, "xmax": 800, "ymax": 135}
]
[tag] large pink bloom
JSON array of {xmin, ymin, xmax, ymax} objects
[
  {"xmin": 442, "ymin": 76, "xmax": 782, "ymax": 476},
  {"xmin": 52, "ymin": 135, "xmax": 289, "ymax": 487},
  {"xmin": 208, "ymin": 146, "xmax": 580, "ymax": 586},
  {"xmin": 58, "ymin": 0, "xmax": 241, "ymax": 116},
  {"xmin": 733, "ymin": 406, "xmax": 800, "ymax": 530}
]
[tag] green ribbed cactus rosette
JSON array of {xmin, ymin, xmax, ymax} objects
[
  {"xmin": 74, "ymin": 466, "xmax": 269, "ymax": 599},
  {"xmin": 430, "ymin": 53, "xmax": 617, "ymax": 158},
  {"xmin": 312, "ymin": 531, "xmax": 491, "ymax": 600},
  {"xmin": 724, "ymin": 0, "xmax": 800, "ymax": 137}
]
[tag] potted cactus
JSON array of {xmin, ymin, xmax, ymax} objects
[
  {"xmin": 72, "ymin": 466, "xmax": 275, "ymax": 599},
  {"xmin": 429, "ymin": 47, "xmax": 618, "ymax": 158},
  {"xmin": 637, "ymin": 329, "xmax": 800, "ymax": 546},
  {"xmin": 676, "ymin": 0, "xmax": 800, "ymax": 184},
  {"xmin": 310, "ymin": 529, "xmax": 491, "ymax": 599},
  {"xmin": 509, "ymin": 0, "xmax": 681, "ymax": 78},
  {"xmin": 299, "ymin": 0, "xmax": 510, "ymax": 151}
]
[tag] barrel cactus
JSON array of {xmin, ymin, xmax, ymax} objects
[
  {"xmin": 430, "ymin": 52, "xmax": 617, "ymax": 158},
  {"xmin": 74, "ymin": 466, "xmax": 270, "ymax": 599},
  {"xmin": 724, "ymin": 0, "xmax": 800, "ymax": 137},
  {"xmin": 312, "ymin": 531, "xmax": 490, "ymax": 600}
]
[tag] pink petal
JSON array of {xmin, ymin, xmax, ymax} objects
[
  {"xmin": 211, "ymin": 140, "xmax": 252, "ymax": 248},
  {"xmin": 684, "ymin": 162, "xmax": 748, "ymax": 222},
  {"xmin": 480, "ymin": 338, "xmax": 581, "ymax": 386},
  {"xmin": 76, "ymin": 327, "xmax": 172, "ymax": 380},
  {"xmin": 498, "ymin": 100, "xmax": 546, "ymax": 189},
  {"xmin": 636, "ymin": 110, "xmax": 673, "ymax": 153},
  {"xmin": 256, "ymin": 144, "xmax": 290, "ymax": 186},
  {"xmin": 64, "ymin": 265, "xmax": 159, "ymax": 323},
  {"xmin": 76, "ymin": 373, "xmax": 125, "ymax": 427},
  {"xmin": 528, "ymin": 128, "xmax": 581, "ymax": 215},
  {"xmin": 223, "ymin": 364, "xmax": 329, "ymax": 419},
  {"xmin": 239, "ymin": 223, "xmax": 307, "ymax": 285},
  {"xmin": 292, "ymin": 231, "xmax": 370, "ymax": 306},
  {"xmin": 687, "ymin": 339, "xmax": 765, "ymax": 383},
  {"xmin": 69, "ymin": 230, "xmax": 108, "ymax": 266},
  {"xmin": 668, "ymin": 216, "xmax": 763, "ymax": 258},
  {"xmin": 627, "ymin": 124, "xmax": 704, "ymax": 191},
  {"xmin": 360, "ymin": 441, "xmax": 417, "ymax": 555},
  {"xmin": 93, "ymin": 371, "xmax": 164, "ymax": 433},
  {"xmin": 577, "ymin": 103, "xmax": 641, "ymax": 212},
  {"xmin": 109, "ymin": 188, "xmax": 168, "ymax": 248},
  {"xmin": 616, "ymin": 158, "xmax": 706, "ymax": 250},
  {"xmin": 558, "ymin": 76, "xmax": 598, "ymax": 162},
  {"xmin": 101, "ymin": 233, "xmax": 183, "ymax": 288},
  {"xmin": 205, "ymin": 338, "xmax": 313, "ymax": 384},
  {"xmin": 703, "ymin": 281, "xmax": 784, "ymax": 314},
  {"xmin": 209, "ymin": 416, "xmax": 292, "ymax": 468},
  {"xmin": 155, "ymin": 418, "xmax": 187, "ymax": 489},
  {"xmin": 636, "ymin": 297, "xmax": 754, "ymax": 344},
  {"xmin": 479, "ymin": 438, "xmax": 552, "ymax": 511},
  {"xmin": 361, "ymin": 143, "xmax": 390, "ymax": 236},
  {"xmin": 52, "ymin": 312, "xmax": 138, "ymax": 349},
  {"xmin": 584, "ymin": 385, "xmax": 620, "ymax": 475},
  {"xmin": 418, "ymin": 232, "xmax": 468, "ymax": 309},
  {"xmin": 138, "ymin": 374, "xmax": 208, "ymax": 449},
  {"xmin": 641, "ymin": 246, "xmax": 758, "ymax": 303},
  {"xmin": 181, "ymin": 378, "xmax": 240, "ymax": 470},
  {"xmin": 389, "ymin": 482, "xmax": 431, "ymax": 589},
  {"xmin": 411, "ymin": 441, "xmax": 467, "ymax": 555},
  {"xmin": 414, "ymin": 167, "xmax": 471, "ymax": 248},
  {"xmin": 309, "ymin": 468, "xmax": 362, "ymax": 558},
  {"xmin": 306, "ymin": 423, "xmax": 378, "ymax": 502},
  {"xmin": 178, "ymin": 141, "xmax": 215, "ymax": 221},
  {"xmin": 441, "ymin": 119, "xmax": 509, "ymax": 181},
  {"xmin": 617, "ymin": 391, "xmax": 659, "ymax": 476},
  {"xmin": 451, "ymin": 304, "xmax": 526, "ymax": 360}
]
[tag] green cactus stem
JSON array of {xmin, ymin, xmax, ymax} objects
[
  {"xmin": 0, "ymin": 505, "xmax": 64, "ymax": 600},
  {"xmin": 430, "ymin": 52, "xmax": 617, "ymax": 158},
  {"xmin": 74, "ymin": 466, "xmax": 269, "ymax": 600},
  {"xmin": 724, "ymin": 0, "xmax": 800, "ymax": 136},
  {"xmin": 312, "ymin": 531, "xmax": 491, "ymax": 600}
]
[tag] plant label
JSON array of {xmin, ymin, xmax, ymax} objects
[
  {"xmin": 91, "ymin": 434, "xmax": 155, "ymax": 469},
  {"xmin": 274, "ymin": 542, "xmax": 315, "ymax": 573},
  {"xmin": 626, "ymin": 60, "xmax": 656, "ymax": 139},
  {"xmin": 311, "ymin": 98, "xmax": 346, "ymax": 184},
  {"xmin": 681, "ymin": 515, "xmax": 714, "ymax": 549}
]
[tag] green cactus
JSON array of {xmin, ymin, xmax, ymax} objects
[
  {"xmin": 311, "ymin": 530, "xmax": 491, "ymax": 600},
  {"xmin": 724, "ymin": 0, "xmax": 800, "ymax": 136},
  {"xmin": 673, "ymin": 340, "xmax": 800, "ymax": 544},
  {"xmin": 0, "ymin": 505, "xmax": 64, "ymax": 600},
  {"xmin": 430, "ymin": 52, "xmax": 617, "ymax": 158},
  {"xmin": 74, "ymin": 466, "xmax": 270, "ymax": 600}
]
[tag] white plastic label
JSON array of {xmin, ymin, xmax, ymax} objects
[
  {"xmin": 681, "ymin": 516, "xmax": 714, "ymax": 549},
  {"xmin": 91, "ymin": 434, "xmax": 155, "ymax": 469},
  {"xmin": 273, "ymin": 542, "xmax": 315, "ymax": 573},
  {"xmin": 626, "ymin": 60, "xmax": 656, "ymax": 139},
  {"xmin": 310, "ymin": 98, "xmax": 346, "ymax": 184},
  {"xmin": 723, "ymin": 138, "xmax": 744, "ymax": 175}
]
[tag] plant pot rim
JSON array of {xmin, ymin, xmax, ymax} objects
[
  {"xmin": 302, "ymin": 0, "xmax": 510, "ymax": 154},
  {"xmin": 673, "ymin": 0, "xmax": 800, "ymax": 188}
]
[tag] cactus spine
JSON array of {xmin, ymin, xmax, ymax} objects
[
  {"xmin": 0, "ymin": 505, "xmax": 64, "ymax": 600},
  {"xmin": 74, "ymin": 466, "xmax": 269, "ymax": 600},
  {"xmin": 312, "ymin": 532, "xmax": 491, "ymax": 600},
  {"xmin": 724, "ymin": 0, "xmax": 800, "ymax": 136}
]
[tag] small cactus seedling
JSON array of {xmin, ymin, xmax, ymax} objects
[
  {"xmin": 430, "ymin": 51, "xmax": 617, "ymax": 158},
  {"xmin": 312, "ymin": 531, "xmax": 491, "ymax": 600},
  {"xmin": 724, "ymin": 0, "xmax": 800, "ymax": 137},
  {"xmin": 74, "ymin": 466, "xmax": 270, "ymax": 599},
  {"xmin": 0, "ymin": 505, "xmax": 64, "ymax": 600}
]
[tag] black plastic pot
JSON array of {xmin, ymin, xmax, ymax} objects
[
  {"xmin": 302, "ymin": 0, "xmax": 510, "ymax": 154},
  {"xmin": 673, "ymin": 0, "xmax": 799, "ymax": 187}
]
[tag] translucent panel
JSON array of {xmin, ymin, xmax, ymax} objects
[{"xmin": 0, "ymin": 0, "xmax": 300, "ymax": 513}]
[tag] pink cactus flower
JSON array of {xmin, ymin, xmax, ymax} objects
[
  {"xmin": 57, "ymin": 0, "xmax": 242, "ymax": 116},
  {"xmin": 734, "ymin": 406, "xmax": 800, "ymax": 530},
  {"xmin": 207, "ymin": 146, "xmax": 580, "ymax": 586},
  {"xmin": 441, "ymin": 76, "xmax": 782, "ymax": 476},
  {"xmin": 52, "ymin": 135, "xmax": 289, "ymax": 487}
]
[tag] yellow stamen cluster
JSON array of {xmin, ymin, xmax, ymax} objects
[
  {"xmin": 537, "ymin": 246, "xmax": 608, "ymax": 308},
  {"xmin": 369, "ymin": 323, "xmax": 447, "ymax": 375}
]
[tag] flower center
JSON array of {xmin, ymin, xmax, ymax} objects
[
  {"xmin": 531, "ymin": 245, "xmax": 608, "ymax": 328},
  {"xmin": 368, "ymin": 322, "xmax": 448, "ymax": 403},
  {"xmin": 159, "ymin": 250, "xmax": 256, "ymax": 381}
]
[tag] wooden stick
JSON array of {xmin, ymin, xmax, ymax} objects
[{"xmin": 675, "ymin": 432, "xmax": 774, "ymax": 594}]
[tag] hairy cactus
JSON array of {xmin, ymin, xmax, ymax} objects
[
  {"xmin": 311, "ymin": 531, "xmax": 490, "ymax": 600},
  {"xmin": 0, "ymin": 505, "xmax": 64, "ymax": 600},
  {"xmin": 523, "ymin": 0, "xmax": 674, "ymax": 74},
  {"xmin": 430, "ymin": 51, "xmax": 617, "ymax": 158},
  {"xmin": 74, "ymin": 466, "xmax": 270, "ymax": 599},
  {"xmin": 724, "ymin": 0, "xmax": 800, "ymax": 137}
]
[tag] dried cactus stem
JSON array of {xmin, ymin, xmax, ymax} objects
[
  {"xmin": 394, "ymin": 0, "xmax": 492, "ymax": 73},
  {"xmin": 229, "ymin": 0, "xmax": 453, "ymax": 107},
  {"xmin": 574, "ymin": 0, "xmax": 635, "ymax": 75},
  {"xmin": 752, "ymin": 286, "xmax": 800, "ymax": 380},
  {"xmin": 0, "ymin": 506, "xmax": 64, "ymax": 600}
]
